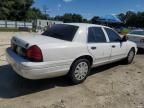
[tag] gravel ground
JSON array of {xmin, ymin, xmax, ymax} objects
[{"xmin": 0, "ymin": 32, "xmax": 144, "ymax": 108}]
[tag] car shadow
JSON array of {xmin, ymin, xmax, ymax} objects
[
  {"xmin": 0, "ymin": 65, "xmax": 71, "ymax": 99},
  {"xmin": 89, "ymin": 61, "xmax": 121, "ymax": 76},
  {"xmin": 0, "ymin": 61, "xmax": 124, "ymax": 99},
  {"xmin": 137, "ymin": 48, "xmax": 144, "ymax": 55}
]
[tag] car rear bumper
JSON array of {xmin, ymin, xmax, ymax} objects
[{"xmin": 6, "ymin": 48, "xmax": 70, "ymax": 79}]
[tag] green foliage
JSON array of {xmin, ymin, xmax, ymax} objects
[
  {"xmin": 90, "ymin": 16, "xmax": 101, "ymax": 24},
  {"xmin": 1, "ymin": 0, "xmax": 144, "ymax": 28},
  {"xmin": 121, "ymin": 28, "xmax": 130, "ymax": 35},
  {"xmin": 54, "ymin": 13, "xmax": 84, "ymax": 23},
  {"xmin": 118, "ymin": 11, "xmax": 144, "ymax": 27},
  {"xmin": 26, "ymin": 7, "xmax": 49, "ymax": 21},
  {"xmin": 0, "ymin": 0, "xmax": 33, "ymax": 20},
  {"xmin": 0, "ymin": 0, "xmax": 48, "ymax": 21},
  {"xmin": 117, "ymin": 13, "xmax": 126, "ymax": 22}
]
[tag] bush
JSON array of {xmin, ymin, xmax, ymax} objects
[{"xmin": 121, "ymin": 28, "xmax": 130, "ymax": 35}]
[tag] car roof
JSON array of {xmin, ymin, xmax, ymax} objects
[{"xmin": 64, "ymin": 23, "xmax": 110, "ymax": 28}]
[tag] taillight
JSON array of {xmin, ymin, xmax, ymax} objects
[{"xmin": 26, "ymin": 45, "xmax": 43, "ymax": 62}]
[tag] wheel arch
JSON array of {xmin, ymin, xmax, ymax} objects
[
  {"xmin": 70, "ymin": 55, "xmax": 93, "ymax": 68},
  {"xmin": 131, "ymin": 47, "xmax": 136, "ymax": 54},
  {"xmin": 127, "ymin": 47, "xmax": 136, "ymax": 56}
]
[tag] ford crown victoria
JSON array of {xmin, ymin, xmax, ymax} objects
[{"xmin": 6, "ymin": 23, "xmax": 137, "ymax": 84}]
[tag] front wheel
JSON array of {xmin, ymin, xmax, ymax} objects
[
  {"xmin": 125, "ymin": 48, "xmax": 135, "ymax": 64},
  {"xmin": 69, "ymin": 59, "xmax": 91, "ymax": 84}
]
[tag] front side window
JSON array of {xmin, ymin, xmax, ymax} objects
[
  {"xmin": 105, "ymin": 28, "xmax": 121, "ymax": 42},
  {"xmin": 88, "ymin": 27, "xmax": 106, "ymax": 43},
  {"xmin": 42, "ymin": 24, "xmax": 79, "ymax": 41}
]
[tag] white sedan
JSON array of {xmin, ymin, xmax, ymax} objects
[
  {"xmin": 127, "ymin": 29, "xmax": 144, "ymax": 49},
  {"xmin": 6, "ymin": 23, "xmax": 137, "ymax": 84}
]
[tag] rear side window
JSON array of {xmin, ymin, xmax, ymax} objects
[
  {"xmin": 105, "ymin": 28, "xmax": 121, "ymax": 42},
  {"xmin": 42, "ymin": 24, "xmax": 79, "ymax": 41},
  {"xmin": 88, "ymin": 27, "xmax": 106, "ymax": 43}
]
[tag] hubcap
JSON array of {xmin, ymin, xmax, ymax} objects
[
  {"xmin": 74, "ymin": 62, "xmax": 88, "ymax": 80},
  {"xmin": 128, "ymin": 50, "xmax": 134, "ymax": 62}
]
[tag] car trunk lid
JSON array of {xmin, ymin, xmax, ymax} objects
[
  {"xmin": 12, "ymin": 34, "xmax": 68, "ymax": 48},
  {"xmin": 11, "ymin": 34, "xmax": 70, "ymax": 60}
]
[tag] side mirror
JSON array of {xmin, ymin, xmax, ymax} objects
[{"xmin": 121, "ymin": 35, "xmax": 128, "ymax": 42}]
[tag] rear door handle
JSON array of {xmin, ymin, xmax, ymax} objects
[
  {"xmin": 112, "ymin": 45, "xmax": 116, "ymax": 48},
  {"xmin": 91, "ymin": 46, "xmax": 97, "ymax": 50}
]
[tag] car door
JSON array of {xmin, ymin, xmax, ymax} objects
[
  {"xmin": 104, "ymin": 28, "xmax": 127, "ymax": 60},
  {"xmin": 87, "ymin": 27, "xmax": 111, "ymax": 66}
]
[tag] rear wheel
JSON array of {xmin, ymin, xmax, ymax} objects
[
  {"xmin": 125, "ymin": 48, "xmax": 135, "ymax": 64},
  {"xmin": 69, "ymin": 59, "xmax": 91, "ymax": 84}
]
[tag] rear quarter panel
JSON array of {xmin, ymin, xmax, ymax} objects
[{"xmin": 39, "ymin": 43, "xmax": 92, "ymax": 66}]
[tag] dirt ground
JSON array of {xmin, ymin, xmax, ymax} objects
[{"xmin": 0, "ymin": 32, "xmax": 144, "ymax": 108}]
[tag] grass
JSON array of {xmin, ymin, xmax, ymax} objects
[
  {"xmin": 0, "ymin": 28, "xmax": 19, "ymax": 32},
  {"xmin": 0, "ymin": 27, "xmax": 33, "ymax": 32}
]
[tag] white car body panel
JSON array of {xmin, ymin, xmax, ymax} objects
[
  {"xmin": 6, "ymin": 48, "xmax": 69, "ymax": 79},
  {"xmin": 87, "ymin": 43, "xmax": 112, "ymax": 65},
  {"xmin": 6, "ymin": 23, "xmax": 137, "ymax": 79},
  {"xmin": 109, "ymin": 42, "xmax": 127, "ymax": 60}
]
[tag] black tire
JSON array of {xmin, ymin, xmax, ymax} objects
[
  {"xmin": 125, "ymin": 48, "xmax": 135, "ymax": 64},
  {"xmin": 69, "ymin": 59, "xmax": 91, "ymax": 84}
]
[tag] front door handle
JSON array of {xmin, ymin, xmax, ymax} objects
[
  {"xmin": 112, "ymin": 45, "xmax": 116, "ymax": 48},
  {"xmin": 91, "ymin": 46, "xmax": 97, "ymax": 50}
]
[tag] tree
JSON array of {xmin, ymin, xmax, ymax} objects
[
  {"xmin": 125, "ymin": 11, "xmax": 137, "ymax": 27},
  {"xmin": 72, "ymin": 14, "xmax": 83, "ymax": 22},
  {"xmin": 136, "ymin": 12, "xmax": 144, "ymax": 27},
  {"xmin": 62, "ymin": 13, "xmax": 73, "ymax": 23},
  {"xmin": 26, "ymin": 7, "xmax": 49, "ymax": 21},
  {"xmin": 54, "ymin": 13, "xmax": 84, "ymax": 23},
  {"xmin": 0, "ymin": 0, "xmax": 34, "ymax": 20},
  {"xmin": 0, "ymin": 0, "xmax": 15, "ymax": 20},
  {"xmin": 83, "ymin": 18, "xmax": 88, "ymax": 23},
  {"xmin": 117, "ymin": 13, "xmax": 126, "ymax": 23},
  {"xmin": 118, "ymin": 11, "xmax": 144, "ymax": 27},
  {"xmin": 90, "ymin": 16, "xmax": 101, "ymax": 24},
  {"xmin": 54, "ymin": 15, "xmax": 63, "ymax": 21},
  {"xmin": 9, "ymin": 0, "xmax": 34, "ymax": 20},
  {"xmin": 0, "ymin": 0, "xmax": 49, "ymax": 21}
]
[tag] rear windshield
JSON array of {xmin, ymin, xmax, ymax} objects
[
  {"xmin": 42, "ymin": 24, "xmax": 79, "ymax": 41},
  {"xmin": 129, "ymin": 30, "xmax": 144, "ymax": 36}
]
